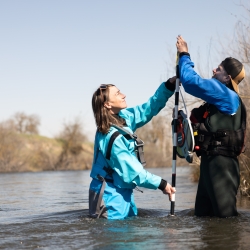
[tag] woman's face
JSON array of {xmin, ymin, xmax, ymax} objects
[{"xmin": 104, "ymin": 86, "xmax": 127, "ymax": 114}]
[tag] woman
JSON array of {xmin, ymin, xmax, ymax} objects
[{"xmin": 89, "ymin": 78, "xmax": 176, "ymax": 219}]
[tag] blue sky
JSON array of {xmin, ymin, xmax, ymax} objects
[{"xmin": 0, "ymin": 0, "xmax": 246, "ymax": 140}]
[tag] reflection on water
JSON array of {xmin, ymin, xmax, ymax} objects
[{"xmin": 0, "ymin": 167, "xmax": 250, "ymax": 249}]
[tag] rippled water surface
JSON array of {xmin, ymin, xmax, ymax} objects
[{"xmin": 1, "ymin": 167, "xmax": 250, "ymax": 249}]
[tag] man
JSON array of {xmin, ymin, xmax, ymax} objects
[{"xmin": 176, "ymin": 35, "xmax": 246, "ymax": 217}]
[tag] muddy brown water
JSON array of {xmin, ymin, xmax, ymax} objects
[{"xmin": 0, "ymin": 166, "xmax": 250, "ymax": 249}]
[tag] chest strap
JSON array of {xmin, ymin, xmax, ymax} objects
[{"xmin": 106, "ymin": 125, "xmax": 146, "ymax": 166}]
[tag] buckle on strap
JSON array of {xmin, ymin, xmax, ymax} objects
[
  {"xmin": 132, "ymin": 133, "xmax": 138, "ymax": 139},
  {"xmin": 135, "ymin": 139, "xmax": 144, "ymax": 147},
  {"xmin": 209, "ymin": 141, "xmax": 222, "ymax": 146}
]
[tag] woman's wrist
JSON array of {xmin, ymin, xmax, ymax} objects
[
  {"xmin": 165, "ymin": 79, "xmax": 175, "ymax": 91},
  {"xmin": 158, "ymin": 179, "xmax": 168, "ymax": 191}
]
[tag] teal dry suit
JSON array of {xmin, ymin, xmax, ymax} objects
[
  {"xmin": 89, "ymin": 81, "xmax": 174, "ymax": 220},
  {"xmin": 179, "ymin": 53, "xmax": 246, "ymax": 217}
]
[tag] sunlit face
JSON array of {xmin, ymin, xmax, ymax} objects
[
  {"xmin": 212, "ymin": 64, "xmax": 230, "ymax": 84},
  {"xmin": 104, "ymin": 86, "xmax": 127, "ymax": 114}
]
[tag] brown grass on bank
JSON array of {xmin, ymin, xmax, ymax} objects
[
  {"xmin": 0, "ymin": 117, "xmax": 94, "ymax": 173},
  {"xmin": 189, "ymin": 155, "xmax": 200, "ymax": 182},
  {"xmin": 239, "ymin": 154, "xmax": 250, "ymax": 197}
]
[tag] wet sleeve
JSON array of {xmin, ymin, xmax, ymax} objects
[
  {"xmin": 105, "ymin": 135, "xmax": 162, "ymax": 190},
  {"xmin": 179, "ymin": 55, "xmax": 240, "ymax": 115},
  {"xmin": 119, "ymin": 82, "xmax": 174, "ymax": 131}
]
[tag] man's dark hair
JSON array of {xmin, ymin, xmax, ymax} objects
[
  {"xmin": 221, "ymin": 57, "xmax": 243, "ymax": 79},
  {"xmin": 221, "ymin": 57, "xmax": 245, "ymax": 93}
]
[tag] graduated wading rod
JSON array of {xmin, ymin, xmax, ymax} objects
[{"xmin": 170, "ymin": 51, "xmax": 180, "ymax": 216}]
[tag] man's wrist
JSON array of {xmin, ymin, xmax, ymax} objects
[{"xmin": 179, "ymin": 52, "xmax": 190, "ymax": 58}]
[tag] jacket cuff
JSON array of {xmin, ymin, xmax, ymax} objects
[
  {"xmin": 158, "ymin": 179, "xmax": 167, "ymax": 191},
  {"xmin": 179, "ymin": 52, "xmax": 190, "ymax": 58},
  {"xmin": 165, "ymin": 79, "xmax": 175, "ymax": 92}
]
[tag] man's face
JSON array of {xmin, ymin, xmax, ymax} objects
[{"xmin": 212, "ymin": 65, "xmax": 230, "ymax": 84}]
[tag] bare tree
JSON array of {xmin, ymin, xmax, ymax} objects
[
  {"xmin": 11, "ymin": 112, "xmax": 40, "ymax": 134},
  {"xmin": 0, "ymin": 123, "xmax": 28, "ymax": 172},
  {"xmin": 55, "ymin": 117, "xmax": 88, "ymax": 170}
]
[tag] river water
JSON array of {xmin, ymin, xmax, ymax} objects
[{"xmin": 1, "ymin": 166, "xmax": 250, "ymax": 249}]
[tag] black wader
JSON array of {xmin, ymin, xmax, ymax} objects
[
  {"xmin": 195, "ymin": 154, "xmax": 240, "ymax": 217},
  {"xmin": 193, "ymin": 101, "xmax": 244, "ymax": 217}
]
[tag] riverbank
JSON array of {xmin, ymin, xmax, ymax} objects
[{"xmin": 0, "ymin": 132, "xmax": 94, "ymax": 173}]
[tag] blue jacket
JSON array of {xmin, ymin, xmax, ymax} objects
[
  {"xmin": 90, "ymin": 82, "xmax": 174, "ymax": 190},
  {"xmin": 179, "ymin": 55, "xmax": 240, "ymax": 115}
]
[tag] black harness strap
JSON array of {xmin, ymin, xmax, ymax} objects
[
  {"xmin": 134, "ymin": 136, "xmax": 146, "ymax": 166},
  {"xmin": 103, "ymin": 166, "xmax": 114, "ymax": 176},
  {"xmin": 124, "ymin": 134, "xmax": 132, "ymax": 140},
  {"xmin": 95, "ymin": 174, "xmax": 107, "ymax": 218},
  {"xmin": 106, "ymin": 125, "xmax": 146, "ymax": 166},
  {"xmin": 106, "ymin": 131, "xmax": 120, "ymax": 160}
]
